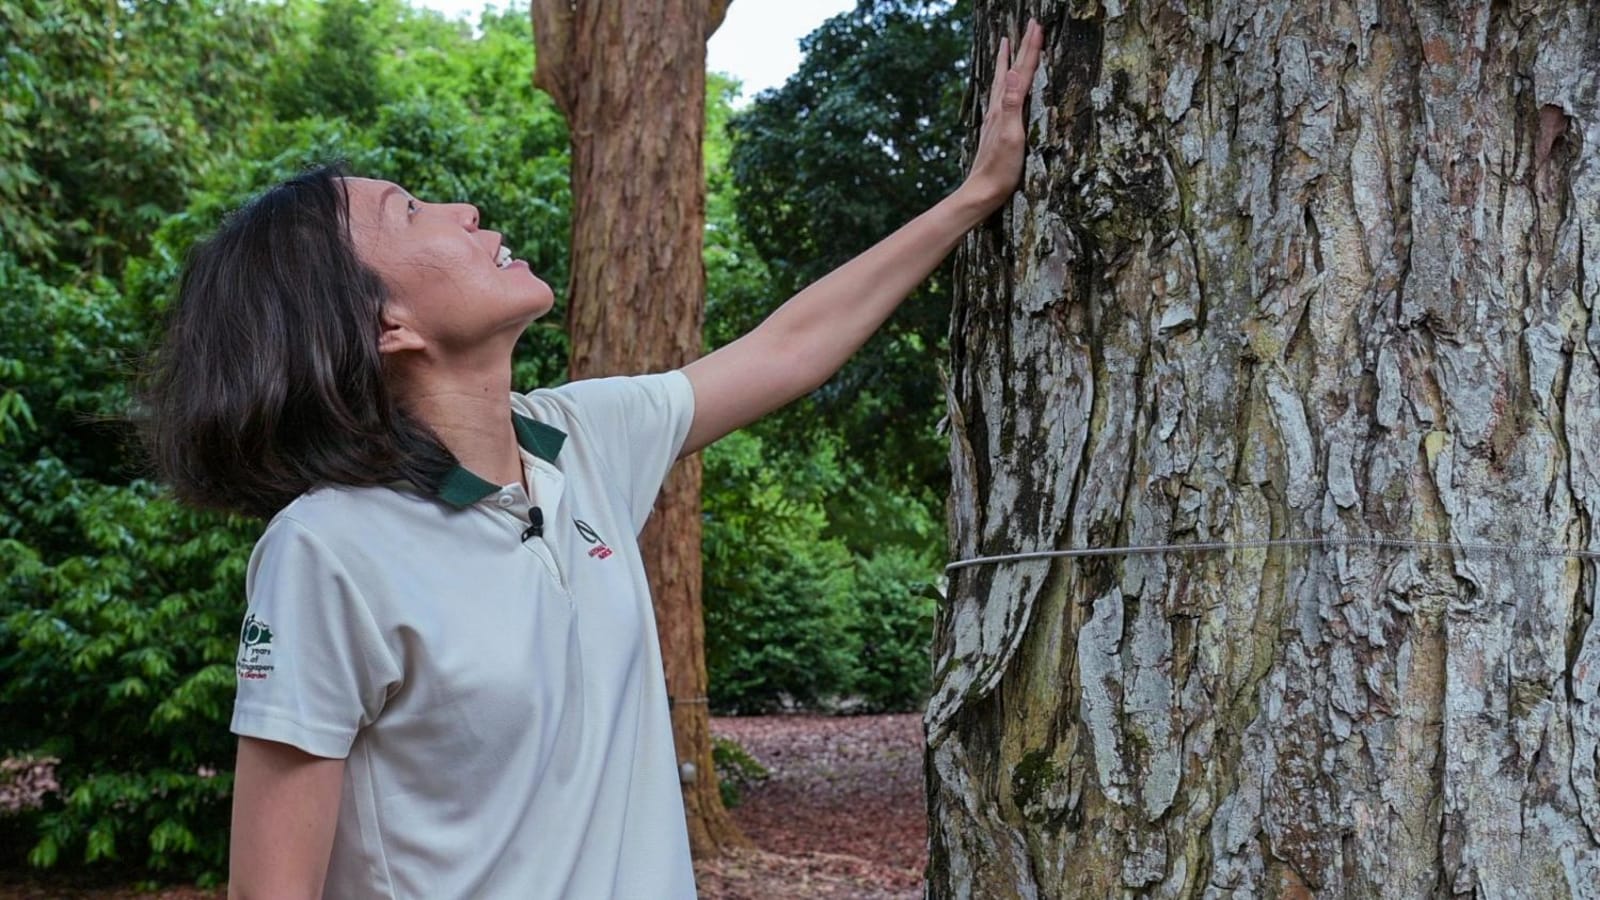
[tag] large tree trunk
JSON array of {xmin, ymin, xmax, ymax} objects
[
  {"xmin": 530, "ymin": 0, "xmax": 748, "ymax": 858},
  {"xmin": 929, "ymin": 2, "xmax": 1600, "ymax": 896}
]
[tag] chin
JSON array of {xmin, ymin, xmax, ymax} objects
[
  {"xmin": 515, "ymin": 273, "xmax": 556, "ymax": 312},
  {"xmin": 501, "ymin": 300, "xmax": 555, "ymax": 336},
  {"xmin": 525, "ymin": 289, "xmax": 557, "ymax": 320}
]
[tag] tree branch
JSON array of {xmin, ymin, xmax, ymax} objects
[
  {"xmin": 705, "ymin": 0, "xmax": 731, "ymax": 42},
  {"xmin": 530, "ymin": 0, "xmax": 576, "ymax": 116}
]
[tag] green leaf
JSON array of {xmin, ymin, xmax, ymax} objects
[{"xmin": 28, "ymin": 834, "xmax": 59, "ymax": 869}]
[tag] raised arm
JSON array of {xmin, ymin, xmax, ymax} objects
[{"xmin": 680, "ymin": 20, "xmax": 1044, "ymax": 457}]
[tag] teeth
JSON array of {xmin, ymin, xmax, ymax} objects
[{"xmin": 496, "ymin": 245, "xmax": 513, "ymax": 269}]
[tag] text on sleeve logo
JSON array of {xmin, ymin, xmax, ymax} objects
[
  {"xmin": 236, "ymin": 613, "xmax": 276, "ymax": 680},
  {"xmin": 573, "ymin": 519, "xmax": 613, "ymax": 560}
]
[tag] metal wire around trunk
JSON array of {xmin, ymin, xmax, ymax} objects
[{"xmin": 944, "ymin": 536, "xmax": 1600, "ymax": 573}]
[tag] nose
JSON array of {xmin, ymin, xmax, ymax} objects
[{"xmin": 454, "ymin": 203, "xmax": 479, "ymax": 230}]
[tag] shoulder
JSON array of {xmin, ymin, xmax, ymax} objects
[
  {"xmin": 517, "ymin": 370, "xmax": 689, "ymax": 408},
  {"xmin": 260, "ymin": 484, "xmax": 446, "ymax": 563},
  {"xmin": 513, "ymin": 371, "xmax": 694, "ymax": 435},
  {"xmin": 273, "ymin": 483, "xmax": 421, "ymax": 531}
]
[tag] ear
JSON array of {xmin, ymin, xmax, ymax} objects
[{"xmin": 377, "ymin": 307, "xmax": 427, "ymax": 356}]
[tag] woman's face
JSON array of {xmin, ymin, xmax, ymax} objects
[{"xmin": 341, "ymin": 177, "xmax": 555, "ymax": 358}]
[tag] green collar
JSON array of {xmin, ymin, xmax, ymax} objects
[{"xmin": 435, "ymin": 413, "xmax": 566, "ymax": 508}]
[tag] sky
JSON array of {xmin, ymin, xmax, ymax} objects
[{"xmin": 411, "ymin": 0, "xmax": 856, "ymax": 104}]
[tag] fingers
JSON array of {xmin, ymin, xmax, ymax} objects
[
  {"xmin": 990, "ymin": 20, "xmax": 1044, "ymax": 114},
  {"xmin": 988, "ymin": 36, "xmax": 1010, "ymax": 113},
  {"xmin": 1016, "ymin": 20, "xmax": 1044, "ymax": 87}
]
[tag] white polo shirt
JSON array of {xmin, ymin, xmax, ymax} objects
[{"xmin": 230, "ymin": 371, "xmax": 698, "ymax": 900}]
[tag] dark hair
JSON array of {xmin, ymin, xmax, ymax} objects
[{"xmin": 139, "ymin": 163, "xmax": 454, "ymax": 519}]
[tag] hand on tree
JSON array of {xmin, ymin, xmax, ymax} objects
[{"xmin": 960, "ymin": 19, "xmax": 1044, "ymax": 215}]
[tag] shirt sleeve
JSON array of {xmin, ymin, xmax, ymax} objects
[
  {"xmin": 230, "ymin": 516, "xmax": 401, "ymax": 759},
  {"xmin": 549, "ymin": 370, "xmax": 697, "ymax": 534}
]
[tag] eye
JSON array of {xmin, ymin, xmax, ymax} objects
[{"xmin": 406, "ymin": 198, "xmax": 420, "ymax": 217}]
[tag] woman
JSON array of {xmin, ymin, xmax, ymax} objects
[{"xmin": 143, "ymin": 22, "xmax": 1042, "ymax": 900}]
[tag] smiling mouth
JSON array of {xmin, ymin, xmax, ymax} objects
[{"xmin": 495, "ymin": 245, "xmax": 513, "ymax": 269}]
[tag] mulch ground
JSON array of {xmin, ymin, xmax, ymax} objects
[
  {"xmin": 0, "ymin": 713, "xmax": 928, "ymax": 899},
  {"xmin": 699, "ymin": 713, "xmax": 926, "ymax": 899}
]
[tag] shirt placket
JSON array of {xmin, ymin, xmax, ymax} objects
[{"xmin": 491, "ymin": 482, "xmax": 570, "ymax": 598}]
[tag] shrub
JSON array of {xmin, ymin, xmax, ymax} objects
[
  {"xmin": 710, "ymin": 735, "xmax": 769, "ymax": 808},
  {"xmin": 702, "ymin": 430, "xmax": 861, "ymax": 713},
  {"xmin": 845, "ymin": 546, "xmax": 939, "ymax": 712},
  {"xmin": 0, "ymin": 469, "xmax": 255, "ymax": 880},
  {"xmin": 701, "ymin": 428, "xmax": 946, "ymax": 715}
]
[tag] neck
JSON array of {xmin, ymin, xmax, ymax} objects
[{"xmin": 393, "ymin": 356, "xmax": 522, "ymax": 490}]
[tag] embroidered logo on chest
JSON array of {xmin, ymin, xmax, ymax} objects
[{"xmin": 574, "ymin": 518, "xmax": 614, "ymax": 560}]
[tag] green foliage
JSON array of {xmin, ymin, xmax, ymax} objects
[
  {"xmin": 0, "ymin": 0, "xmax": 284, "ymax": 278},
  {"xmin": 711, "ymin": 735, "xmax": 769, "ymax": 808},
  {"xmin": 700, "ymin": 429, "xmax": 942, "ymax": 714},
  {"xmin": 727, "ymin": 0, "xmax": 968, "ymax": 495},
  {"xmin": 0, "ymin": 255, "xmax": 143, "ymax": 516},
  {"xmin": 293, "ymin": 0, "xmax": 390, "ymax": 123},
  {"xmin": 731, "ymin": 0, "xmax": 968, "ymax": 294},
  {"xmin": 702, "ymin": 51, "xmax": 946, "ymax": 717},
  {"xmin": 0, "ymin": 377, "xmax": 34, "ymax": 441},
  {"xmin": 0, "ymin": 246, "xmax": 252, "ymax": 878},
  {"xmin": 846, "ymin": 546, "xmax": 939, "ymax": 712},
  {"xmin": 703, "ymin": 74, "xmax": 775, "ymax": 354},
  {"xmin": 1, "ymin": 468, "xmax": 254, "ymax": 877},
  {"xmin": 702, "ymin": 431, "xmax": 860, "ymax": 713},
  {"xmin": 703, "ymin": 4, "xmax": 964, "ymax": 715}
]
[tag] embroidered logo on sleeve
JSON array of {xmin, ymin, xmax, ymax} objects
[
  {"xmin": 236, "ymin": 613, "xmax": 276, "ymax": 681},
  {"xmin": 574, "ymin": 519, "xmax": 614, "ymax": 560}
]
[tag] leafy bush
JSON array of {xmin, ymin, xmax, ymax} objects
[
  {"xmin": 710, "ymin": 735, "xmax": 769, "ymax": 808},
  {"xmin": 699, "ymin": 0, "xmax": 961, "ymax": 717},
  {"xmin": 846, "ymin": 546, "xmax": 939, "ymax": 712},
  {"xmin": 0, "ymin": 0, "xmax": 284, "ymax": 278},
  {"xmin": 0, "ymin": 470, "xmax": 254, "ymax": 879},
  {"xmin": 701, "ymin": 430, "xmax": 942, "ymax": 714},
  {"xmin": 702, "ymin": 431, "xmax": 861, "ymax": 713},
  {"xmin": 706, "ymin": 74, "xmax": 949, "ymax": 715}
]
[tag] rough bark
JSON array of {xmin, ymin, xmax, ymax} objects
[
  {"xmin": 530, "ymin": 0, "xmax": 747, "ymax": 858},
  {"xmin": 930, "ymin": 2, "xmax": 1600, "ymax": 896}
]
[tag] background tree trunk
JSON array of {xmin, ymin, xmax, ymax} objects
[
  {"xmin": 530, "ymin": 0, "xmax": 748, "ymax": 858},
  {"xmin": 930, "ymin": 2, "xmax": 1600, "ymax": 896}
]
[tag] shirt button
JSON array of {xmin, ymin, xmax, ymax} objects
[{"xmin": 496, "ymin": 493, "xmax": 515, "ymax": 508}]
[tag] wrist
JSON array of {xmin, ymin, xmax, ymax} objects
[{"xmin": 946, "ymin": 182, "xmax": 1005, "ymax": 228}]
